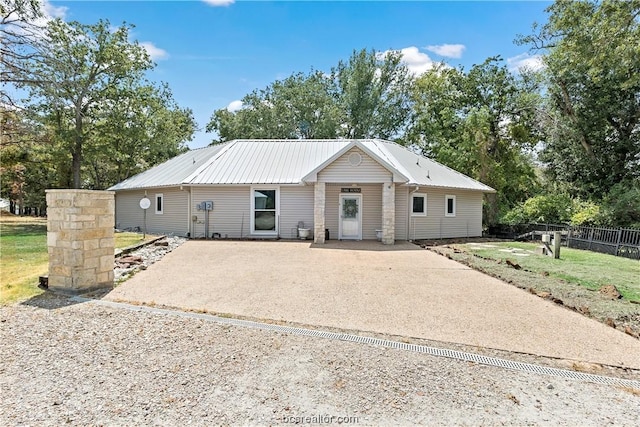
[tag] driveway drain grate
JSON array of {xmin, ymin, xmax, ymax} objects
[{"xmin": 72, "ymin": 297, "xmax": 640, "ymax": 389}]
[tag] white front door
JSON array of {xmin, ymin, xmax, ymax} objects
[{"xmin": 339, "ymin": 194, "xmax": 362, "ymax": 240}]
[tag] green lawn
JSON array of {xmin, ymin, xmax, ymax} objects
[
  {"xmin": 458, "ymin": 241, "xmax": 640, "ymax": 301},
  {"xmin": 0, "ymin": 215, "xmax": 158, "ymax": 305}
]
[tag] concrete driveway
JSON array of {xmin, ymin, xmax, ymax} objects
[{"xmin": 106, "ymin": 240, "xmax": 640, "ymax": 369}]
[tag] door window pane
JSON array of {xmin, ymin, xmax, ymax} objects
[
  {"xmin": 254, "ymin": 211, "xmax": 276, "ymax": 231},
  {"xmin": 343, "ymin": 198, "xmax": 358, "ymax": 218},
  {"xmin": 253, "ymin": 189, "xmax": 277, "ymax": 233},
  {"xmin": 254, "ymin": 190, "xmax": 275, "ymax": 209}
]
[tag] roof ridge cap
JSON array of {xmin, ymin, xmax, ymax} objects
[{"xmin": 182, "ymin": 140, "xmax": 238, "ymax": 184}]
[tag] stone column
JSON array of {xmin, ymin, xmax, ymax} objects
[
  {"xmin": 314, "ymin": 182, "xmax": 326, "ymax": 244},
  {"xmin": 46, "ymin": 190, "xmax": 115, "ymax": 294},
  {"xmin": 382, "ymin": 183, "xmax": 395, "ymax": 245}
]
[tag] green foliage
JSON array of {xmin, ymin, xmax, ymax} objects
[
  {"xmin": 334, "ymin": 49, "xmax": 413, "ymax": 139},
  {"xmin": 22, "ymin": 19, "xmax": 155, "ymax": 188},
  {"xmin": 501, "ymin": 194, "xmax": 574, "ymax": 225},
  {"xmin": 85, "ymin": 83, "xmax": 194, "ymax": 189},
  {"xmin": 570, "ymin": 200, "xmax": 601, "ymax": 226},
  {"xmin": 0, "ymin": 0, "xmax": 44, "ymax": 105},
  {"xmin": 520, "ymin": 0, "xmax": 640, "ymax": 198},
  {"xmin": 207, "ymin": 71, "xmax": 342, "ymax": 140},
  {"xmin": 207, "ymin": 49, "xmax": 413, "ymax": 143},
  {"xmin": 3, "ymin": 16, "xmax": 195, "ymax": 210},
  {"xmin": 408, "ymin": 58, "xmax": 541, "ymax": 225},
  {"xmin": 0, "ymin": 107, "xmax": 56, "ymax": 213},
  {"xmin": 599, "ymin": 180, "xmax": 640, "ymax": 228}
]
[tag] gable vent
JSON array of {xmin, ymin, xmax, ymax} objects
[{"xmin": 348, "ymin": 152, "xmax": 362, "ymax": 167}]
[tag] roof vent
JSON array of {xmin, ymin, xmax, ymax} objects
[{"xmin": 348, "ymin": 152, "xmax": 362, "ymax": 167}]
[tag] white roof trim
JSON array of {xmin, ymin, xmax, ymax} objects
[
  {"xmin": 301, "ymin": 140, "xmax": 409, "ymax": 183},
  {"xmin": 109, "ymin": 139, "xmax": 495, "ymax": 193}
]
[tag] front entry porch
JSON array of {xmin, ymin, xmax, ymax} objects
[{"xmin": 314, "ymin": 182, "xmax": 395, "ymax": 245}]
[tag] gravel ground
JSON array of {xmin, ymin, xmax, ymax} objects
[{"xmin": 2, "ymin": 295, "xmax": 640, "ymax": 426}]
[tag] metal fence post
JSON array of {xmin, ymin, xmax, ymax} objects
[{"xmin": 615, "ymin": 228, "xmax": 622, "ymax": 256}]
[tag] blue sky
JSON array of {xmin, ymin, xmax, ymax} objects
[{"xmin": 45, "ymin": 1, "xmax": 552, "ymax": 148}]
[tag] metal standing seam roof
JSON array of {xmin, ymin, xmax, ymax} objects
[
  {"xmin": 109, "ymin": 139, "xmax": 495, "ymax": 192},
  {"xmin": 107, "ymin": 143, "xmax": 228, "ymax": 191},
  {"xmin": 375, "ymin": 140, "xmax": 495, "ymax": 191}
]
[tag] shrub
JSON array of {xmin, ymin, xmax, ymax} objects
[
  {"xmin": 570, "ymin": 200, "xmax": 601, "ymax": 226},
  {"xmin": 600, "ymin": 181, "xmax": 640, "ymax": 228}
]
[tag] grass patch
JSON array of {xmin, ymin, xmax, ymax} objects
[
  {"xmin": 0, "ymin": 216, "xmax": 48, "ymax": 305},
  {"xmin": 459, "ymin": 241, "xmax": 640, "ymax": 301},
  {"xmin": 0, "ymin": 214, "xmax": 158, "ymax": 306},
  {"xmin": 114, "ymin": 232, "xmax": 155, "ymax": 249}
]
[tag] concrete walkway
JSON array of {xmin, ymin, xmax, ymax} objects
[{"xmin": 106, "ymin": 240, "xmax": 640, "ymax": 369}]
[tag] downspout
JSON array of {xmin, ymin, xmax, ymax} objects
[
  {"xmin": 186, "ymin": 186, "xmax": 192, "ymax": 238},
  {"xmin": 409, "ymin": 185, "xmax": 419, "ymax": 241}
]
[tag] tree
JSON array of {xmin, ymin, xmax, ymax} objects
[
  {"xmin": 408, "ymin": 58, "xmax": 541, "ymax": 225},
  {"xmin": 22, "ymin": 18, "xmax": 153, "ymax": 188},
  {"xmin": 86, "ymin": 83, "xmax": 195, "ymax": 188},
  {"xmin": 207, "ymin": 71, "xmax": 342, "ymax": 141},
  {"xmin": 333, "ymin": 49, "xmax": 413, "ymax": 139},
  {"xmin": 519, "ymin": 0, "xmax": 640, "ymax": 197},
  {"xmin": 0, "ymin": 105, "xmax": 55, "ymax": 214},
  {"xmin": 0, "ymin": 0, "xmax": 44, "ymax": 106},
  {"xmin": 206, "ymin": 49, "xmax": 414, "ymax": 143}
]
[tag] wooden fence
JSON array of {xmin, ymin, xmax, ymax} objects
[{"xmin": 489, "ymin": 223, "xmax": 640, "ymax": 260}]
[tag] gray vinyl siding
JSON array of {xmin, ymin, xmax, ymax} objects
[
  {"xmin": 408, "ymin": 189, "xmax": 483, "ymax": 239},
  {"xmin": 318, "ymin": 149, "xmax": 393, "ymax": 183},
  {"xmin": 325, "ymin": 184, "xmax": 382, "ymax": 240},
  {"xmin": 114, "ymin": 188, "xmax": 189, "ymax": 236},
  {"xmin": 114, "ymin": 190, "xmax": 146, "ymax": 232},
  {"xmin": 191, "ymin": 185, "xmax": 314, "ymax": 239},
  {"xmin": 191, "ymin": 186, "xmax": 250, "ymax": 238},
  {"xmin": 280, "ymin": 185, "xmax": 314, "ymax": 239},
  {"xmin": 394, "ymin": 185, "xmax": 408, "ymax": 241}
]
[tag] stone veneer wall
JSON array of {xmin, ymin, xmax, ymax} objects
[
  {"xmin": 381, "ymin": 182, "xmax": 395, "ymax": 245},
  {"xmin": 314, "ymin": 182, "xmax": 326, "ymax": 244},
  {"xmin": 46, "ymin": 190, "xmax": 115, "ymax": 294}
]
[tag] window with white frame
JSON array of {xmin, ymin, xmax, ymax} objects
[
  {"xmin": 411, "ymin": 193, "xmax": 427, "ymax": 216},
  {"xmin": 445, "ymin": 195, "xmax": 456, "ymax": 217},
  {"xmin": 155, "ymin": 194, "xmax": 163, "ymax": 215},
  {"xmin": 251, "ymin": 188, "xmax": 278, "ymax": 233}
]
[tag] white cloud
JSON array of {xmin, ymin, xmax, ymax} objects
[
  {"xmin": 380, "ymin": 46, "xmax": 438, "ymax": 76},
  {"xmin": 507, "ymin": 53, "xmax": 545, "ymax": 73},
  {"xmin": 140, "ymin": 42, "xmax": 169, "ymax": 60},
  {"xmin": 2, "ymin": 1, "xmax": 66, "ymax": 40},
  {"xmin": 425, "ymin": 44, "xmax": 466, "ymax": 59},
  {"xmin": 227, "ymin": 100, "xmax": 243, "ymax": 112},
  {"xmin": 43, "ymin": 1, "xmax": 68, "ymax": 19},
  {"xmin": 203, "ymin": 0, "xmax": 235, "ymax": 6}
]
